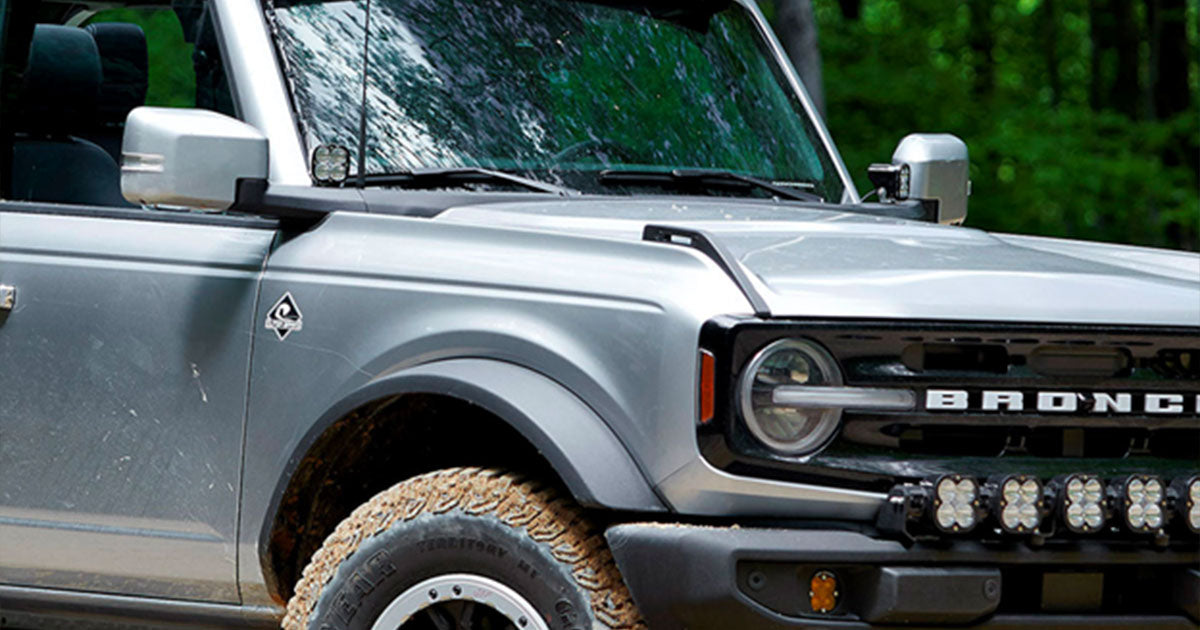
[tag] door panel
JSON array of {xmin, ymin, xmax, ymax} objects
[{"xmin": 0, "ymin": 207, "xmax": 274, "ymax": 602}]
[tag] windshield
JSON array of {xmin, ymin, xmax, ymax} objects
[{"xmin": 270, "ymin": 0, "xmax": 847, "ymax": 202}]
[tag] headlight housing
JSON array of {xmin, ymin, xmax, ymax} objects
[{"xmin": 739, "ymin": 339, "xmax": 844, "ymax": 455}]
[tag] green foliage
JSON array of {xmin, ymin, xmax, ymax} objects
[
  {"xmin": 88, "ymin": 8, "xmax": 196, "ymax": 108},
  {"xmin": 797, "ymin": 0, "xmax": 1199, "ymax": 250}
]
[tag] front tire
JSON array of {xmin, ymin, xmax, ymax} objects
[{"xmin": 282, "ymin": 468, "xmax": 644, "ymax": 630}]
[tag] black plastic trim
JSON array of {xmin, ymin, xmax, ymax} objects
[
  {"xmin": 0, "ymin": 199, "xmax": 279, "ymax": 229},
  {"xmin": 606, "ymin": 522, "xmax": 1200, "ymax": 630},
  {"xmin": 644, "ymin": 224, "xmax": 771, "ymax": 316},
  {"xmin": 230, "ymin": 178, "xmax": 357, "ymax": 229},
  {"xmin": 0, "ymin": 585, "xmax": 281, "ymax": 629}
]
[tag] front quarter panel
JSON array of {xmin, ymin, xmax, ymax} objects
[{"xmin": 237, "ymin": 211, "xmax": 751, "ymax": 605}]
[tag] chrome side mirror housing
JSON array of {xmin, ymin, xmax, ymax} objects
[
  {"xmin": 868, "ymin": 133, "xmax": 970, "ymax": 225},
  {"xmin": 121, "ymin": 107, "xmax": 269, "ymax": 211}
]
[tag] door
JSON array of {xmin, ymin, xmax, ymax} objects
[{"xmin": 0, "ymin": 1, "xmax": 276, "ymax": 602}]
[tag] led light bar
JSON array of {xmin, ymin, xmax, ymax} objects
[{"xmin": 877, "ymin": 472, "xmax": 1199, "ymax": 543}]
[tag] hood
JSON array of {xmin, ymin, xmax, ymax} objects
[{"xmin": 435, "ymin": 198, "xmax": 1200, "ymax": 327}]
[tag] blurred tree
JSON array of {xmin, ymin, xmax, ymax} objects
[
  {"xmin": 836, "ymin": 0, "xmax": 861, "ymax": 20},
  {"xmin": 775, "ymin": 0, "xmax": 826, "ymax": 115},
  {"xmin": 968, "ymin": 0, "xmax": 996, "ymax": 97},
  {"xmin": 88, "ymin": 8, "xmax": 196, "ymax": 108},
  {"xmin": 1109, "ymin": 0, "xmax": 1140, "ymax": 117},
  {"xmin": 770, "ymin": 0, "xmax": 1198, "ymax": 251},
  {"xmin": 1151, "ymin": 0, "xmax": 1192, "ymax": 119},
  {"xmin": 1040, "ymin": 0, "xmax": 1060, "ymax": 105}
]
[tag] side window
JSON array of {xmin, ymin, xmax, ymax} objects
[
  {"xmin": 0, "ymin": 1, "xmax": 235, "ymax": 208},
  {"xmin": 86, "ymin": 6, "xmax": 235, "ymax": 116}
]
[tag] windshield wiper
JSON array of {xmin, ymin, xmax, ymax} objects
[
  {"xmin": 597, "ymin": 168, "xmax": 823, "ymax": 202},
  {"xmin": 360, "ymin": 167, "xmax": 577, "ymax": 196}
]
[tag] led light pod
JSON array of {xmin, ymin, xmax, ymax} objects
[
  {"xmin": 311, "ymin": 144, "xmax": 351, "ymax": 184},
  {"xmin": 930, "ymin": 474, "xmax": 981, "ymax": 533},
  {"xmin": 1171, "ymin": 476, "xmax": 1200, "ymax": 534},
  {"xmin": 989, "ymin": 474, "xmax": 1044, "ymax": 534},
  {"xmin": 1113, "ymin": 475, "xmax": 1166, "ymax": 533},
  {"xmin": 1055, "ymin": 474, "xmax": 1106, "ymax": 534}
]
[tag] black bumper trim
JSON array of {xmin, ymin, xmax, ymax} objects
[{"xmin": 605, "ymin": 523, "xmax": 1200, "ymax": 630}]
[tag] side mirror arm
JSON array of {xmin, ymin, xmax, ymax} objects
[{"xmin": 230, "ymin": 179, "xmax": 365, "ymax": 231}]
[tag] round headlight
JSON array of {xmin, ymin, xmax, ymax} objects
[{"xmin": 739, "ymin": 339, "xmax": 843, "ymax": 455}]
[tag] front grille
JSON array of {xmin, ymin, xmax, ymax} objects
[
  {"xmin": 699, "ymin": 319, "xmax": 1200, "ymax": 491},
  {"xmin": 827, "ymin": 325, "xmax": 1199, "ymax": 469}
]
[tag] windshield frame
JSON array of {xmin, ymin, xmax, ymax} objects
[
  {"xmin": 729, "ymin": 0, "xmax": 859, "ymax": 204},
  {"xmin": 264, "ymin": 0, "xmax": 861, "ymax": 204}
]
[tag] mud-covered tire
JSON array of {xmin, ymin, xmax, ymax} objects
[{"xmin": 281, "ymin": 467, "xmax": 644, "ymax": 630}]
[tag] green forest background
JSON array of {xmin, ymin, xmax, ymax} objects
[
  {"xmin": 767, "ymin": 0, "xmax": 1199, "ymax": 251},
  {"xmin": 97, "ymin": 1, "xmax": 1198, "ymax": 251}
]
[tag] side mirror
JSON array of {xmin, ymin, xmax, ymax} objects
[
  {"xmin": 121, "ymin": 107, "xmax": 268, "ymax": 211},
  {"xmin": 868, "ymin": 133, "xmax": 970, "ymax": 225}
]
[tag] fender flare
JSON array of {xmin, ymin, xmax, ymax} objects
[{"xmin": 261, "ymin": 358, "xmax": 667, "ymax": 566}]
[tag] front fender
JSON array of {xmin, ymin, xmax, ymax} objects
[
  {"xmin": 363, "ymin": 359, "xmax": 666, "ymax": 511},
  {"xmin": 260, "ymin": 359, "xmax": 666, "ymax": 550}
]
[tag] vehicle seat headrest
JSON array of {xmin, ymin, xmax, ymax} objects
[
  {"xmin": 85, "ymin": 22, "xmax": 149, "ymax": 125},
  {"xmin": 22, "ymin": 24, "xmax": 103, "ymax": 133}
]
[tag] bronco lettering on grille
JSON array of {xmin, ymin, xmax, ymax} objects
[{"xmin": 924, "ymin": 390, "xmax": 1200, "ymax": 414}]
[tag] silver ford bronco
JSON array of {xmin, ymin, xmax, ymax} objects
[{"xmin": 0, "ymin": 0, "xmax": 1197, "ymax": 629}]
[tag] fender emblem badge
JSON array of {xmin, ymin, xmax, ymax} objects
[{"xmin": 265, "ymin": 292, "xmax": 303, "ymax": 341}]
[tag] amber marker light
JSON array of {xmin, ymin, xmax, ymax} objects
[
  {"xmin": 809, "ymin": 570, "xmax": 838, "ymax": 613},
  {"xmin": 698, "ymin": 350, "xmax": 716, "ymax": 424}
]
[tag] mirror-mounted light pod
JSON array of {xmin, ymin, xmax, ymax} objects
[
  {"xmin": 121, "ymin": 107, "xmax": 269, "ymax": 211},
  {"xmin": 311, "ymin": 144, "xmax": 351, "ymax": 185},
  {"xmin": 929, "ymin": 474, "xmax": 981, "ymax": 533},
  {"xmin": 866, "ymin": 163, "xmax": 910, "ymax": 201},
  {"xmin": 891, "ymin": 133, "xmax": 970, "ymax": 225}
]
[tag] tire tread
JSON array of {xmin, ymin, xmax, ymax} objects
[{"xmin": 282, "ymin": 467, "xmax": 644, "ymax": 630}]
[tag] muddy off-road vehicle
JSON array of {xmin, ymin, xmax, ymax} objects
[{"xmin": 0, "ymin": 0, "xmax": 1198, "ymax": 628}]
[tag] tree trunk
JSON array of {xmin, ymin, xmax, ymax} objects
[
  {"xmin": 1041, "ymin": 0, "xmax": 1061, "ymax": 106},
  {"xmin": 775, "ymin": 0, "xmax": 825, "ymax": 118},
  {"xmin": 1152, "ymin": 0, "xmax": 1191, "ymax": 119},
  {"xmin": 1144, "ymin": 0, "xmax": 1159, "ymax": 117},
  {"xmin": 1109, "ymin": 0, "xmax": 1140, "ymax": 117},
  {"xmin": 968, "ymin": 0, "xmax": 995, "ymax": 98},
  {"xmin": 1088, "ymin": 0, "xmax": 1111, "ymax": 110},
  {"xmin": 837, "ymin": 0, "xmax": 862, "ymax": 20}
]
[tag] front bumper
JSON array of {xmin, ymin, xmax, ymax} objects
[{"xmin": 605, "ymin": 523, "xmax": 1200, "ymax": 630}]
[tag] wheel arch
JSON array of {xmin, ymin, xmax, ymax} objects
[{"xmin": 259, "ymin": 358, "xmax": 666, "ymax": 600}]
